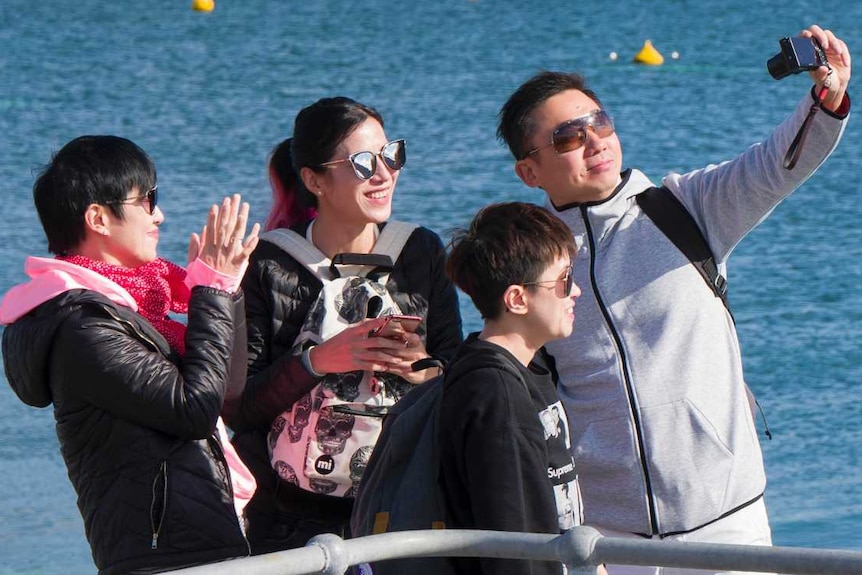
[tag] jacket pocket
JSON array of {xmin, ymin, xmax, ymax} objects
[
  {"xmin": 640, "ymin": 398, "xmax": 734, "ymax": 531},
  {"xmin": 150, "ymin": 461, "xmax": 168, "ymax": 550}
]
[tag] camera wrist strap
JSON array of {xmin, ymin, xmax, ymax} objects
[{"xmin": 784, "ymin": 69, "xmax": 833, "ymax": 170}]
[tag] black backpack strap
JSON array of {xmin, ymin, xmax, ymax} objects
[
  {"xmin": 330, "ymin": 252, "xmax": 394, "ymax": 280},
  {"xmin": 636, "ymin": 187, "xmax": 732, "ymax": 317}
]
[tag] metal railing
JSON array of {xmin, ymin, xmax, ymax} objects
[{"xmin": 167, "ymin": 527, "xmax": 862, "ymax": 575}]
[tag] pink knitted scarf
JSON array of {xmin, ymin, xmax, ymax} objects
[{"xmin": 58, "ymin": 255, "xmax": 190, "ymax": 355}]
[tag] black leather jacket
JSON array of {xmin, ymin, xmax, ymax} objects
[
  {"xmin": 2, "ymin": 288, "xmax": 250, "ymax": 574},
  {"xmin": 224, "ymin": 222, "xmax": 463, "ymax": 537}
]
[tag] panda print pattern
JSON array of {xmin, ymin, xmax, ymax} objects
[{"xmin": 335, "ymin": 278, "xmax": 393, "ymax": 323}]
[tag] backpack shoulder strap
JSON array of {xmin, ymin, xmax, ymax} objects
[
  {"xmin": 260, "ymin": 228, "xmax": 334, "ymax": 281},
  {"xmin": 372, "ymin": 221, "xmax": 419, "ymax": 262},
  {"xmin": 354, "ymin": 221, "xmax": 419, "ymax": 283},
  {"xmin": 261, "ymin": 222, "xmax": 418, "ymax": 282},
  {"xmin": 636, "ymin": 186, "xmax": 731, "ymax": 315}
]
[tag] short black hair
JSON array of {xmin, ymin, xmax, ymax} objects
[
  {"xmin": 447, "ymin": 202, "xmax": 575, "ymax": 320},
  {"xmin": 497, "ymin": 71, "xmax": 602, "ymax": 160},
  {"xmin": 33, "ymin": 135, "xmax": 156, "ymax": 255}
]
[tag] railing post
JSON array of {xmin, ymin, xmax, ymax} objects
[
  {"xmin": 557, "ymin": 526, "xmax": 603, "ymax": 575},
  {"xmin": 307, "ymin": 533, "xmax": 351, "ymax": 575}
]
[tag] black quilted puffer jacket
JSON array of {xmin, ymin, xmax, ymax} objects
[{"xmin": 2, "ymin": 288, "xmax": 250, "ymax": 575}]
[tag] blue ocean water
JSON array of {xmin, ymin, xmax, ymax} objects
[{"xmin": 1, "ymin": 1, "xmax": 861, "ymax": 572}]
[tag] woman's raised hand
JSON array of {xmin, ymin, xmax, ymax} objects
[{"xmin": 187, "ymin": 194, "xmax": 260, "ymax": 276}]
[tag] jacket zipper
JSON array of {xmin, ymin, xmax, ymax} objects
[
  {"xmin": 581, "ymin": 205, "xmax": 660, "ymax": 536},
  {"xmin": 107, "ymin": 306, "xmax": 250, "ymax": 553},
  {"xmin": 150, "ymin": 461, "xmax": 168, "ymax": 550},
  {"xmin": 106, "ymin": 304, "xmax": 168, "ymax": 550},
  {"xmin": 103, "ymin": 307, "xmax": 162, "ymax": 351}
]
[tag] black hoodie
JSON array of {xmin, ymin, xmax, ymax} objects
[{"xmin": 439, "ymin": 334, "xmax": 581, "ymax": 575}]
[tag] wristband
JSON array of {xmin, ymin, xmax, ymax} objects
[
  {"xmin": 300, "ymin": 346, "xmax": 325, "ymax": 378},
  {"xmin": 411, "ymin": 357, "xmax": 445, "ymax": 374}
]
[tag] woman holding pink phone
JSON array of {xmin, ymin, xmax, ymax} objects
[
  {"xmin": 369, "ymin": 314, "xmax": 423, "ymax": 338},
  {"xmin": 223, "ymin": 97, "xmax": 463, "ymax": 555}
]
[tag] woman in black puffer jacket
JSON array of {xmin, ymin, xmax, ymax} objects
[
  {"xmin": 224, "ymin": 97, "xmax": 463, "ymax": 554},
  {"xmin": 1, "ymin": 136, "xmax": 259, "ymax": 574}
]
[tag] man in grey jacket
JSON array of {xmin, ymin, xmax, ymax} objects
[{"xmin": 496, "ymin": 25, "xmax": 851, "ymax": 574}]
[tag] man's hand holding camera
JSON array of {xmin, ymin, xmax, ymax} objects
[{"xmin": 803, "ymin": 25, "xmax": 851, "ymax": 113}]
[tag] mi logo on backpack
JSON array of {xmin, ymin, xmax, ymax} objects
[{"xmin": 314, "ymin": 455, "xmax": 335, "ymax": 475}]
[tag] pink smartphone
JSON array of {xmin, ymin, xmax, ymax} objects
[{"xmin": 369, "ymin": 314, "xmax": 423, "ymax": 337}]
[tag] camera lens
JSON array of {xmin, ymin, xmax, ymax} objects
[{"xmin": 767, "ymin": 52, "xmax": 791, "ymax": 80}]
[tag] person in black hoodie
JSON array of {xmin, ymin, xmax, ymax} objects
[{"xmin": 441, "ymin": 202, "xmax": 585, "ymax": 575}]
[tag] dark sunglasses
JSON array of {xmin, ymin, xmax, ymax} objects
[
  {"xmin": 523, "ymin": 264, "xmax": 575, "ymax": 298},
  {"xmin": 106, "ymin": 185, "xmax": 158, "ymax": 215},
  {"xmin": 523, "ymin": 110, "xmax": 615, "ymax": 159},
  {"xmin": 320, "ymin": 139, "xmax": 406, "ymax": 181}
]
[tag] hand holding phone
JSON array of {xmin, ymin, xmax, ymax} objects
[{"xmin": 369, "ymin": 314, "xmax": 422, "ymax": 338}]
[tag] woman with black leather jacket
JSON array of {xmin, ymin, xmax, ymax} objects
[
  {"xmin": 0, "ymin": 136, "xmax": 260, "ymax": 575},
  {"xmin": 224, "ymin": 97, "xmax": 463, "ymax": 554}
]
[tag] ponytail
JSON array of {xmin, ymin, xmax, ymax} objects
[
  {"xmin": 265, "ymin": 97, "xmax": 382, "ymax": 231},
  {"xmin": 264, "ymin": 138, "xmax": 317, "ymax": 231}
]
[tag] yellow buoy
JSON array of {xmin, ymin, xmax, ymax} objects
[
  {"xmin": 633, "ymin": 40, "xmax": 664, "ymax": 66},
  {"xmin": 192, "ymin": 0, "xmax": 215, "ymax": 12}
]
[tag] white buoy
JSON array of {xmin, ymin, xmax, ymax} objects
[
  {"xmin": 609, "ymin": 52, "xmax": 618, "ymax": 61},
  {"xmin": 671, "ymin": 51, "xmax": 680, "ymax": 60}
]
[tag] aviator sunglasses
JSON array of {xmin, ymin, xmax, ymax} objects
[
  {"xmin": 523, "ymin": 264, "xmax": 575, "ymax": 298},
  {"xmin": 106, "ymin": 185, "xmax": 159, "ymax": 215},
  {"xmin": 523, "ymin": 110, "xmax": 615, "ymax": 159},
  {"xmin": 320, "ymin": 139, "xmax": 407, "ymax": 181}
]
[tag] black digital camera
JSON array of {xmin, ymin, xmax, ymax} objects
[{"xmin": 767, "ymin": 37, "xmax": 828, "ymax": 80}]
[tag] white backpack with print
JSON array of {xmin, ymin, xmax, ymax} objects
[{"xmin": 261, "ymin": 222, "xmax": 418, "ymax": 498}]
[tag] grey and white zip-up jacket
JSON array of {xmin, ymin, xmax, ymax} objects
[{"xmin": 546, "ymin": 89, "xmax": 849, "ymax": 537}]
